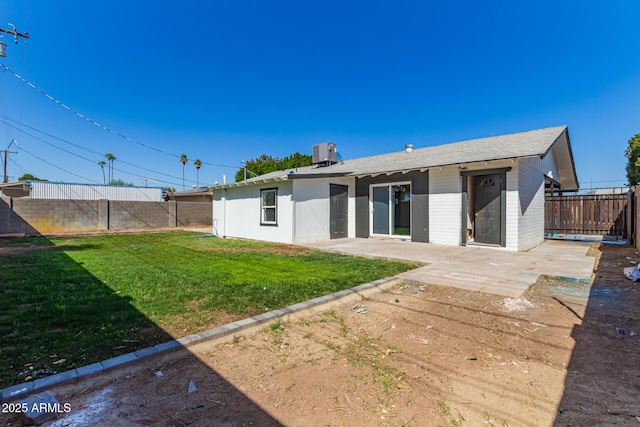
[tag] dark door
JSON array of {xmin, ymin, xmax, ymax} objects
[
  {"xmin": 474, "ymin": 174, "xmax": 501, "ymax": 245},
  {"xmin": 330, "ymin": 184, "xmax": 348, "ymax": 239}
]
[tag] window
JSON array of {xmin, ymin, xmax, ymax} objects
[
  {"xmin": 260, "ymin": 188, "xmax": 277, "ymax": 225},
  {"xmin": 480, "ymin": 177, "xmax": 495, "ymax": 187}
]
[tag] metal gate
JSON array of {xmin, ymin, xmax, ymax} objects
[{"xmin": 545, "ymin": 193, "xmax": 630, "ymax": 239}]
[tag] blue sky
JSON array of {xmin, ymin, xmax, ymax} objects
[{"xmin": 0, "ymin": 1, "xmax": 638, "ymax": 190}]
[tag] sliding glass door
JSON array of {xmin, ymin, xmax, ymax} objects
[
  {"xmin": 372, "ymin": 186, "xmax": 390, "ymax": 234},
  {"xmin": 370, "ymin": 183, "xmax": 411, "ymax": 237}
]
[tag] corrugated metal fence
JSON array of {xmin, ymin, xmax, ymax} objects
[
  {"xmin": 28, "ymin": 181, "xmax": 163, "ymax": 201},
  {"xmin": 545, "ymin": 194, "xmax": 630, "ymax": 238}
]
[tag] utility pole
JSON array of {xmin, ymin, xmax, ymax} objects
[
  {"xmin": 0, "ymin": 23, "xmax": 28, "ymax": 180},
  {"xmin": 2, "ymin": 149, "xmax": 17, "ymax": 183},
  {"xmin": 3, "ymin": 139, "xmax": 18, "ymax": 183},
  {"xmin": 0, "ymin": 24, "xmax": 29, "ymax": 57}
]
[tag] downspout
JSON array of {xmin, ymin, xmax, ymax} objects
[
  {"xmin": 222, "ymin": 188, "xmax": 227, "ymax": 237},
  {"xmin": 212, "ymin": 189, "xmax": 219, "ymax": 237},
  {"xmin": 291, "ymin": 191, "xmax": 297, "ymax": 244}
]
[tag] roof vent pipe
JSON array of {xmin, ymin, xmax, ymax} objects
[{"xmin": 405, "ymin": 144, "xmax": 414, "ymax": 153}]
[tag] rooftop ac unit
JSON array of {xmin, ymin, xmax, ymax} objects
[{"xmin": 312, "ymin": 142, "xmax": 337, "ymax": 166}]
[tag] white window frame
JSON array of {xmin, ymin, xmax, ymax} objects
[
  {"xmin": 369, "ymin": 181, "xmax": 411, "ymax": 238},
  {"xmin": 260, "ymin": 188, "xmax": 278, "ymax": 226}
]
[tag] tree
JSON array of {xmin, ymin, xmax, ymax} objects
[
  {"xmin": 235, "ymin": 152, "xmax": 313, "ymax": 182},
  {"xmin": 105, "ymin": 153, "xmax": 116, "ymax": 182},
  {"xmin": 97, "ymin": 160, "xmax": 106, "ymax": 184},
  {"xmin": 194, "ymin": 159, "xmax": 202, "ymax": 188},
  {"xmin": 179, "ymin": 154, "xmax": 188, "ymax": 190},
  {"xmin": 18, "ymin": 173, "xmax": 46, "ymax": 181},
  {"xmin": 163, "ymin": 186, "xmax": 176, "ymax": 201},
  {"xmin": 108, "ymin": 179, "xmax": 133, "ymax": 186},
  {"xmin": 625, "ymin": 133, "xmax": 640, "ymax": 186}
]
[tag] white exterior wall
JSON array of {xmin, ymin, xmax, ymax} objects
[
  {"xmin": 504, "ymin": 166, "xmax": 519, "ymax": 250},
  {"xmin": 212, "ymin": 182, "xmax": 294, "ymax": 243},
  {"xmin": 429, "ymin": 167, "xmax": 463, "ymax": 246},
  {"xmin": 429, "ymin": 161, "xmax": 520, "ymax": 250},
  {"xmin": 29, "ymin": 181, "xmax": 162, "ymax": 201},
  {"xmin": 292, "ymin": 177, "xmax": 355, "ymax": 243},
  {"xmin": 347, "ymin": 182, "xmax": 356, "ymax": 239},
  {"xmin": 212, "ymin": 189, "xmax": 226, "ymax": 237},
  {"xmin": 517, "ymin": 154, "xmax": 558, "ymax": 251}
]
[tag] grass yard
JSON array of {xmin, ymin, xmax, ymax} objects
[{"xmin": 0, "ymin": 231, "xmax": 419, "ymax": 389}]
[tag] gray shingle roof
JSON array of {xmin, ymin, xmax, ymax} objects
[{"xmin": 216, "ymin": 125, "xmax": 573, "ymax": 188}]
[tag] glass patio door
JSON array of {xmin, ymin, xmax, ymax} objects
[
  {"xmin": 372, "ymin": 186, "xmax": 390, "ymax": 234},
  {"xmin": 371, "ymin": 183, "xmax": 411, "ymax": 237}
]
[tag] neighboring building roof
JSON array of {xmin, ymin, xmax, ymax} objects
[
  {"xmin": 0, "ymin": 181, "xmax": 30, "ymax": 198},
  {"xmin": 590, "ymin": 187, "xmax": 629, "ymax": 195},
  {"xmin": 213, "ymin": 125, "xmax": 579, "ymax": 190},
  {"xmin": 169, "ymin": 189, "xmax": 213, "ymax": 202}
]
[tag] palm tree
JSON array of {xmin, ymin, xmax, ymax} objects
[
  {"xmin": 179, "ymin": 154, "xmax": 188, "ymax": 190},
  {"xmin": 105, "ymin": 153, "xmax": 116, "ymax": 183},
  {"xmin": 194, "ymin": 159, "xmax": 202, "ymax": 188},
  {"xmin": 164, "ymin": 186, "xmax": 176, "ymax": 201},
  {"xmin": 97, "ymin": 160, "xmax": 106, "ymax": 184}
]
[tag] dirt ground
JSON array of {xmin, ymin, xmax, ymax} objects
[{"xmin": 3, "ymin": 243, "xmax": 640, "ymax": 426}]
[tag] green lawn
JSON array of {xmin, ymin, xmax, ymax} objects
[{"xmin": 0, "ymin": 231, "xmax": 419, "ymax": 388}]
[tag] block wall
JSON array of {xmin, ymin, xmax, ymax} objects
[{"xmin": 0, "ymin": 197, "xmax": 211, "ymax": 234}]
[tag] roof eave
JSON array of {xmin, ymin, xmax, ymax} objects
[
  {"xmin": 542, "ymin": 127, "xmax": 579, "ymax": 190},
  {"xmin": 211, "ymin": 175, "xmax": 289, "ymax": 190},
  {"xmin": 353, "ymin": 155, "xmax": 542, "ymax": 178}
]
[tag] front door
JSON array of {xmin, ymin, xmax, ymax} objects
[
  {"xmin": 474, "ymin": 173, "xmax": 501, "ymax": 245},
  {"xmin": 330, "ymin": 184, "xmax": 348, "ymax": 239}
]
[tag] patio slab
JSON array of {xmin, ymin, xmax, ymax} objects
[{"xmin": 303, "ymin": 238, "xmax": 596, "ymax": 297}]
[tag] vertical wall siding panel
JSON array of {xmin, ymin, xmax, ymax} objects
[{"xmin": 29, "ymin": 182, "xmax": 162, "ymax": 201}]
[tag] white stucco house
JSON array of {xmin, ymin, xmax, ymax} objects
[{"xmin": 211, "ymin": 126, "xmax": 578, "ymax": 251}]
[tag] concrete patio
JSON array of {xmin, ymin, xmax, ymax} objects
[{"xmin": 303, "ymin": 238, "xmax": 597, "ymax": 297}]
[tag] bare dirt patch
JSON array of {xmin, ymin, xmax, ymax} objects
[
  {"xmin": 3, "ymin": 243, "xmax": 640, "ymax": 426},
  {"xmin": 159, "ymin": 311, "xmax": 246, "ymax": 339},
  {"xmin": 200, "ymin": 244, "xmax": 312, "ymax": 257},
  {"xmin": 0, "ymin": 244, "xmax": 51, "ymax": 257}
]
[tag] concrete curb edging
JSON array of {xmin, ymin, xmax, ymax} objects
[{"xmin": 0, "ymin": 276, "xmax": 401, "ymax": 403}]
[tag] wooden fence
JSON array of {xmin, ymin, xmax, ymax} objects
[{"xmin": 545, "ymin": 194, "xmax": 630, "ymax": 238}]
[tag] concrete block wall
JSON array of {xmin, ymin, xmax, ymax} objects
[
  {"xmin": 0, "ymin": 197, "xmax": 211, "ymax": 234},
  {"xmin": 177, "ymin": 202, "xmax": 213, "ymax": 227},
  {"xmin": 1, "ymin": 198, "xmax": 104, "ymax": 234},
  {"xmin": 108, "ymin": 200, "xmax": 177, "ymax": 229}
]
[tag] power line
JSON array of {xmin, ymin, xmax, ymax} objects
[
  {"xmin": 1, "ymin": 124, "xmax": 185, "ymax": 187},
  {"xmin": 0, "ymin": 114, "xmax": 188, "ymax": 186},
  {"xmin": 0, "ymin": 63, "xmax": 238, "ymax": 170},
  {"xmin": 18, "ymin": 145, "xmax": 101, "ymax": 184},
  {"xmin": 8, "ymin": 156, "xmax": 28, "ymax": 176},
  {"xmin": 579, "ymin": 179, "xmax": 626, "ymax": 184},
  {"xmin": 1, "ymin": 112, "xmax": 104, "ymax": 156}
]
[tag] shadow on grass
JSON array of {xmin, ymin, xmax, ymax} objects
[
  {"xmin": 553, "ymin": 243, "xmax": 640, "ymax": 425},
  {"xmin": 0, "ymin": 235, "xmax": 281, "ymax": 425}
]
